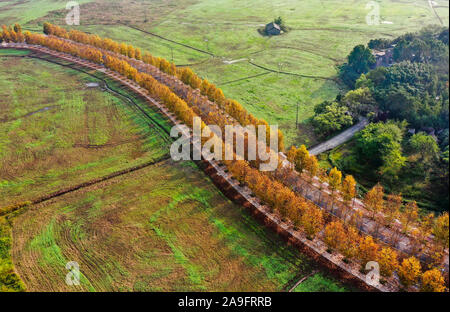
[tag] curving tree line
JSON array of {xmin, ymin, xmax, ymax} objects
[{"xmin": 41, "ymin": 23, "xmax": 284, "ymax": 152}]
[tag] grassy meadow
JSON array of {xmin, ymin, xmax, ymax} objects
[
  {"xmin": 12, "ymin": 159, "xmax": 344, "ymax": 291},
  {"xmin": 4, "ymin": 0, "xmax": 447, "ymax": 147}
]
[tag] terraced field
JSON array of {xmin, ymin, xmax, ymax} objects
[{"xmin": 0, "ymin": 50, "xmax": 349, "ymax": 292}]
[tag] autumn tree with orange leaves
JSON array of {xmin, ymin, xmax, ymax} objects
[
  {"xmin": 421, "ymin": 268, "xmax": 446, "ymax": 292},
  {"xmin": 16, "ymin": 24, "xmax": 450, "ymax": 285},
  {"xmin": 358, "ymin": 236, "xmax": 379, "ymax": 267},
  {"xmin": 364, "ymin": 183, "xmax": 384, "ymax": 219},
  {"xmin": 300, "ymin": 203, "xmax": 324, "ymax": 239},
  {"xmin": 384, "ymin": 194, "xmax": 402, "ymax": 228},
  {"xmin": 401, "ymin": 201, "xmax": 418, "ymax": 233},
  {"xmin": 341, "ymin": 227, "xmax": 360, "ymax": 260},
  {"xmin": 341, "ymin": 175, "xmax": 356, "ymax": 220},
  {"xmin": 377, "ymin": 247, "xmax": 399, "ymax": 277},
  {"xmin": 304, "ymin": 155, "xmax": 319, "ymax": 183},
  {"xmin": 433, "ymin": 212, "xmax": 449, "ymax": 250},
  {"xmin": 398, "ymin": 256, "xmax": 422, "ymax": 288},
  {"xmin": 324, "ymin": 221, "xmax": 347, "ymax": 251}
]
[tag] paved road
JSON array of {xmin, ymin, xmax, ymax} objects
[{"xmin": 309, "ymin": 118, "xmax": 369, "ymax": 155}]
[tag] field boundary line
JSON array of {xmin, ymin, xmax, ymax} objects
[
  {"xmin": 0, "ymin": 155, "xmax": 171, "ymax": 215},
  {"xmin": 32, "ymin": 154, "xmax": 171, "ymax": 205},
  {"xmin": 120, "ymin": 23, "xmax": 215, "ymax": 57},
  {"xmin": 248, "ymin": 61, "xmax": 338, "ymax": 81}
]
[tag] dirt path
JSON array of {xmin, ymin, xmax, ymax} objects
[{"xmin": 308, "ymin": 118, "xmax": 369, "ymax": 155}]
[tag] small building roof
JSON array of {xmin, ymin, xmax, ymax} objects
[
  {"xmin": 372, "ymin": 50, "xmax": 386, "ymax": 56},
  {"xmin": 266, "ymin": 22, "xmax": 281, "ymax": 30}
]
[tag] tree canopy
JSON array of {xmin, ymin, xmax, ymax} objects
[
  {"xmin": 339, "ymin": 44, "xmax": 375, "ymax": 87},
  {"xmin": 355, "ymin": 121, "xmax": 406, "ymax": 179}
]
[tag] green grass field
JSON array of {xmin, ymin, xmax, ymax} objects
[
  {"xmin": 12, "ymin": 159, "xmax": 346, "ymax": 291},
  {"xmin": 0, "ymin": 49, "xmax": 31, "ymax": 56},
  {"xmin": 5, "ymin": 0, "xmax": 446, "ymax": 147},
  {"xmin": 0, "ymin": 53, "xmax": 172, "ymax": 206}
]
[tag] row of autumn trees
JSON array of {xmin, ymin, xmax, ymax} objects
[
  {"xmin": 1, "ymin": 24, "xmax": 25, "ymax": 43},
  {"xmin": 285, "ymin": 143, "xmax": 449, "ymax": 252},
  {"xmin": 41, "ymin": 22, "xmax": 284, "ymax": 151},
  {"xmin": 2, "ymin": 24, "xmax": 447, "ymax": 291},
  {"xmin": 227, "ymin": 157, "xmax": 447, "ymax": 291},
  {"xmin": 282, "ymin": 143, "xmax": 448, "ymax": 290}
]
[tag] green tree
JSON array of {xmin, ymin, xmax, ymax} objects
[
  {"xmin": 355, "ymin": 74, "xmax": 374, "ymax": 89},
  {"xmin": 356, "ymin": 122, "xmax": 406, "ymax": 180},
  {"xmin": 409, "ymin": 132, "xmax": 439, "ymax": 164},
  {"xmin": 312, "ymin": 102, "xmax": 353, "ymax": 137},
  {"xmin": 342, "ymin": 87, "xmax": 376, "ymax": 117},
  {"xmin": 339, "ymin": 45, "xmax": 375, "ymax": 87}
]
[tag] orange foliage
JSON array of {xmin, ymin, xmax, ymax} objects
[{"xmin": 398, "ymin": 257, "xmax": 422, "ymax": 288}]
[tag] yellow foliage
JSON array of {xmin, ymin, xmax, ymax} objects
[
  {"xmin": 398, "ymin": 257, "xmax": 422, "ymax": 288},
  {"xmin": 377, "ymin": 247, "xmax": 399, "ymax": 277},
  {"xmin": 421, "ymin": 269, "xmax": 446, "ymax": 292}
]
